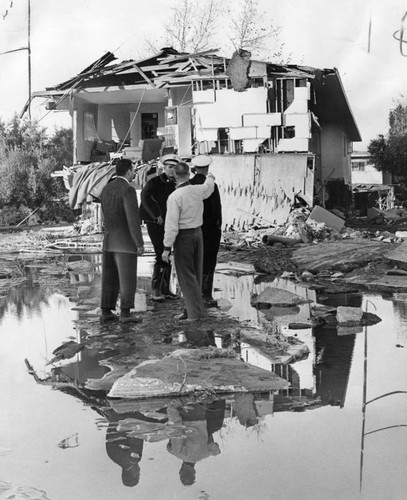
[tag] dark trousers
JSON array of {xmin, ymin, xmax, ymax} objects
[
  {"xmin": 101, "ymin": 251, "xmax": 138, "ymax": 310},
  {"xmin": 146, "ymin": 222, "xmax": 165, "ymax": 265},
  {"xmin": 202, "ymin": 226, "xmax": 222, "ymax": 274},
  {"xmin": 173, "ymin": 228, "xmax": 206, "ymax": 319}
]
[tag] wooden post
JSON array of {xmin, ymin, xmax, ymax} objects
[{"xmin": 27, "ymin": 0, "xmax": 32, "ymax": 120}]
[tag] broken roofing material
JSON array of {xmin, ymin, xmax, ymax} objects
[
  {"xmin": 32, "ymin": 47, "xmax": 361, "ymax": 156},
  {"xmin": 34, "ymin": 47, "xmax": 361, "ymax": 229},
  {"xmin": 108, "ymin": 347, "xmax": 289, "ymax": 399}
]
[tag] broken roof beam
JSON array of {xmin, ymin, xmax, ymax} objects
[
  {"xmin": 155, "ymin": 74, "xmax": 230, "ymax": 85},
  {"xmin": 128, "ymin": 62, "xmax": 156, "ymax": 88},
  {"xmin": 153, "ymin": 70, "xmax": 207, "ymax": 81},
  {"xmin": 159, "ymin": 48, "xmax": 220, "ymax": 63},
  {"xmin": 154, "ymin": 75, "xmax": 222, "ymax": 86},
  {"xmin": 193, "ymin": 56, "xmax": 221, "ymax": 70},
  {"xmin": 133, "ymin": 62, "xmax": 182, "ymax": 72},
  {"xmin": 52, "ymin": 55, "xmax": 119, "ymax": 91},
  {"xmin": 270, "ymin": 70, "xmax": 315, "ymax": 79}
]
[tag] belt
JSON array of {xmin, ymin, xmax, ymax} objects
[{"xmin": 178, "ymin": 227, "xmax": 201, "ymax": 233}]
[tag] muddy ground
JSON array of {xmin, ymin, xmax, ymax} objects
[{"xmin": 1, "ymin": 222, "xmax": 407, "ymax": 400}]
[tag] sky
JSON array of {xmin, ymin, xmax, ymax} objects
[{"xmin": 1, "ymin": 0, "xmax": 407, "ymax": 149}]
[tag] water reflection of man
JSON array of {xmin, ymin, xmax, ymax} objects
[
  {"xmin": 104, "ymin": 408, "xmax": 168, "ymax": 487},
  {"xmin": 106, "ymin": 419, "xmax": 144, "ymax": 487},
  {"xmin": 167, "ymin": 400, "xmax": 225, "ymax": 485}
]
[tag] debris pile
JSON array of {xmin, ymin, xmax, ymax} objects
[
  {"xmin": 223, "ymin": 205, "xmax": 407, "ymax": 252},
  {"xmin": 272, "ymin": 207, "xmax": 340, "ymax": 243}
]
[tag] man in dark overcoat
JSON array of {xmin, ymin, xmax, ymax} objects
[
  {"xmin": 140, "ymin": 154, "xmax": 179, "ymax": 301},
  {"xmin": 190, "ymin": 155, "xmax": 222, "ymax": 306},
  {"xmin": 100, "ymin": 158, "xmax": 144, "ymax": 323}
]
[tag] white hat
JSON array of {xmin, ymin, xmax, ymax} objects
[
  {"xmin": 191, "ymin": 154, "xmax": 212, "ymax": 168},
  {"xmin": 160, "ymin": 154, "xmax": 181, "ymax": 166}
]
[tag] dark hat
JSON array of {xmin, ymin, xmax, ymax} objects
[{"xmin": 191, "ymin": 154, "xmax": 212, "ymax": 168}]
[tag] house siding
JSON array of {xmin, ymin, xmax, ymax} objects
[
  {"xmin": 209, "ymin": 153, "xmax": 312, "ymax": 230},
  {"xmin": 320, "ymin": 124, "xmax": 352, "ymax": 185}
]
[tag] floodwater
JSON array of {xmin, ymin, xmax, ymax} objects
[{"xmin": 1, "ymin": 256, "xmax": 407, "ymax": 500}]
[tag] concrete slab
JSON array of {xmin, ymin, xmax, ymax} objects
[
  {"xmin": 108, "ymin": 347, "xmax": 289, "ymax": 399},
  {"xmin": 344, "ymin": 274, "xmax": 407, "ymax": 291},
  {"xmin": 308, "ymin": 206, "xmax": 345, "ymax": 232},
  {"xmin": 291, "ymin": 239, "xmax": 394, "ymax": 272},
  {"xmin": 251, "ymin": 286, "xmax": 309, "ymax": 307},
  {"xmin": 336, "ymin": 306, "xmax": 363, "ymax": 325},
  {"xmin": 385, "ymin": 240, "xmax": 407, "ymax": 270}
]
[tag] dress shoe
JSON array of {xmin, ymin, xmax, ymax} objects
[
  {"xmin": 178, "ymin": 316, "xmax": 207, "ymax": 323},
  {"xmin": 100, "ymin": 311, "xmax": 119, "ymax": 323},
  {"xmin": 119, "ymin": 312, "xmax": 142, "ymax": 324}
]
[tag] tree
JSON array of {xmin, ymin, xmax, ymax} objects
[
  {"xmin": 226, "ymin": 0, "xmax": 284, "ymax": 60},
  {"xmin": 144, "ymin": 0, "xmax": 285, "ymax": 62},
  {"xmin": 368, "ymin": 99, "xmax": 407, "ymax": 182},
  {"xmin": 0, "ymin": 117, "xmax": 75, "ymax": 224},
  {"xmin": 45, "ymin": 127, "xmax": 73, "ymax": 168},
  {"xmin": 146, "ymin": 0, "xmax": 221, "ymax": 54}
]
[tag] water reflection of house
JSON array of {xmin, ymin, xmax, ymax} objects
[
  {"xmin": 52, "ymin": 326, "xmax": 111, "ymax": 385},
  {"xmin": 217, "ymin": 272, "xmax": 357, "ymax": 409},
  {"xmin": 33, "ymin": 47, "xmax": 361, "ymax": 226},
  {"xmin": 388, "ymin": 297, "xmax": 407, "ymax": 344},
  {"xmin": 313, "ymin": 327, "xmax": 355, "ymax": 407},
  {"xmin": 311, "ymin": 290, "xmax": 359, "ymax": 407},
  {"xmin": 214, "ymin": 270, "xmax": 316, "ymax": 324}
]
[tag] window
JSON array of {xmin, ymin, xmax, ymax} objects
[
  {"xmin": 84, "ymin": 112, "xmax": 99, "ymax": 141},
  {"xmin": 352, "ymin": 161, "xmax": 366, "ymax": 171}
]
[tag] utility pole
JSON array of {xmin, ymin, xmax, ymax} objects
[
  {"xmin": 27, "ymin": 0, "xmax": 32, "ymax": 120},
  {"xmin": 0, "ymin": 0, "xmax": 32, "ymax": 119}
]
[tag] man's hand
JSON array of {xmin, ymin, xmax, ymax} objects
[
  {"xmin": 137, "ymin": 245, "xmax": 144, "ymax": 256},
  {"xmin": 162, "ymin": 249, "xmax": 170, "ymax": 263},
  {"xmin": 156, "ymin": 215, "xmax": 164, "ymax": 225}
]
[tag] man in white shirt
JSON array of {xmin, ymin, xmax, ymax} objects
[{"xmin": 162, "ymin": 162, "xmax": 215, "ymax": 321}]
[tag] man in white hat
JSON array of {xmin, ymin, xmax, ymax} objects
[
  {"xmin": 162, "ymin": 161, "xmax": 215, "ymax": 322},
  {"xmin": 190, "ymin": 154, "xmax": 222, "ymax": 306}
]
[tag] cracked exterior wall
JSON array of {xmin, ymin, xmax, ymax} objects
[
  {"xmin": 192, "ymin": 82, "xmax": 312, "ymax": 155},
  {"xmin": 208, "ymin": 154, "xmax": 313, "ymax": 230}
]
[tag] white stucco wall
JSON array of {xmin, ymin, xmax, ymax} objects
[
  {"xmin": 97, "ymin": 104, "xmax": 131, "ymax": 142},
  {"xmin": 73, "ymin": 99, "xmax": 97, "ymax": 163}
]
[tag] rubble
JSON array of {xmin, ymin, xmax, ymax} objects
[
  {"xmin": 336, "ymin": 306, "xmax": 363, "ymax": 325},
  {"xmin": 107, "ymin": 347, "xmax": 289, "ymax": 399},
  {"xmin": 251, "ymin": 287, "xmax": 311, "ymax": 308},
  {"xmin": 3, "ymin": 206, "xmax": 407, "ymax": 404}
]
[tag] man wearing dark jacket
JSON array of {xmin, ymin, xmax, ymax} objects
[
  {"xmin": 190, "ymin": 155, "xmax": 222, "ymax": 306},
  {"xmin": 100, "ymin": 158, "xmax": 144, "ymax": 323},
  {"xmin": 140, "ymin": 154, "xmax": 179, "ymax": 301}
]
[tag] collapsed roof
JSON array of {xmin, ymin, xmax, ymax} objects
[{"xmin": 32, "ymin": 47, "xmax": 361, "ymax": 141}]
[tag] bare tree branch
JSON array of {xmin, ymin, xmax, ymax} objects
[
  {"xmin": 153, "ymin": 0, "xmax": 222, "ymax": 53},
  {"xmin": 226, "ymin": 0, "xmax": 284, "ymax": 60}
]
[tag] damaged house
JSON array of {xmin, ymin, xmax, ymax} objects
[{"xmin": 32, "ymin": 47, "xmax": 361, "ymax": 228}]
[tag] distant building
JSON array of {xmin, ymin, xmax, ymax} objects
[
  {"xmin": 351, "ymin": 151, "xmax": 392, "ymax": 185},
  {"xmin": 351, "ymin": 151, "xmax": 394, "ymax": 215}
]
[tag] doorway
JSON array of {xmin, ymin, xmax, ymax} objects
[{"xmin": 141, "ymin": 113, "xmax": 158, "ymax": 139}]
